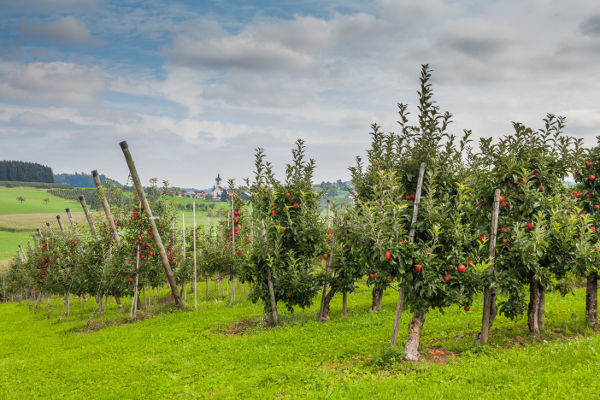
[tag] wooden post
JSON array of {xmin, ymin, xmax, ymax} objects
[
  {"xmin": 46, "ymin": 222, "xmax": 54, "ymax": 236},
  {"xmin": 119, "ymin": 141, "xmax": 184, "ymax": 308},
  {"xmin": 92, "ymin": 170, "xmax": 120, "ymax": 244},
  {"xmin": 391, "ymin": 162, "xmax": 425, "ymax": 348},
  {"xmin": 56, "ymin": 215, "xmax": 65, "ymax": 232},
  {"xmin": 182, "ymin": 212, "xmax": 187, "ymax": 302},
  {"xmin": 78, "ymin": 195, "xmax": 98, "ymax": 240},
  {"xmin": 91, "ymin": 170, "xmax": 124, "ymax": 309},
  {"xmin": 479, "ymin": 189, "xmax": 501, "ymax": 344},
  {"xmin": 261, "ymin": 219, "xmax": 278, "ymax": 326},
  {"xmin": 65, "ymin": 208, "xmax": 78, "ymax": 237},
  {"xmin": 318, "ymin": 200, "xmax": 332, "ymax": 320},
  {"xmin": 193, "ymin": 201, "xmax": 197, "ymax": 310},
  {"xmin": 18, "ymin": 245, "xmax": 27, "ymax": 262},
  {"xmin": 231, "ymin": 194, "xmax": 236, "ymax": 304}
]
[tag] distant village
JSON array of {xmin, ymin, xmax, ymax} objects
[
  {"xmin": 160, "ymin": 174, "xmax": 354, "ymax": 203},
  {"xmin": 160, "ymin": 174, "xmax": 250, "ymax": 201}
]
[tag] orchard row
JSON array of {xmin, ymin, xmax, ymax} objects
[{"xmin": 3, "ymin": 65, "xmax": 600, "ymax": 361}]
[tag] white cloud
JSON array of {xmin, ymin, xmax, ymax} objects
[
  {"xmin": 19, "ymin": 16, "xmax": 102, "ymax": 45},
  {"xmin": 0, "ymin": 61, "xmax": 106, "ymax": 104}
]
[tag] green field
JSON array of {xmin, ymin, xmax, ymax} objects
[
  {"xmin": 0, "ymin": 231, "xmax": 33, "ymax": 260},
  {"xmin": 0, "ymin": 285, "xmax": 598, "ymax": 399},
  {"xmin": 0, "ymin": 186, "xmax": 230, "ymax": 261},
  {"xmin": 0, "ymin": 186, "xmax": 80, "ymax": 215}
]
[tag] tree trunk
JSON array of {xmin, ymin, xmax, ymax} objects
[
  {"xmin": 115, "ymin": 296, "xmax": 123, "ymax": 309},
  {"xmin": 342, "ymin": 292, "xmax": 348, "ymax": 317},
  {"xmin": 266, "ymin": 269, "xmax": 278, "ymax": 327},
  {"xmin": 586, "ymin": 272, "xmax": 598, "ymax": 327},
  {"xmin": 479, "ymin": 286, "xmax": 497, "ymax": 343},
  {"xmin": 537, "ymin": 284, "xmax": 545, "ymax": 332},
  {"xmin": 370, "ymin": 286, "xmax": 383, "ymax": 312},
  {"xmin": 528, "ymin": 279, "xmax": 540, "ymax": 335},
  {"xmin": 390, "ymin": 287, "xmax": 405, "ymax": 348},
  {"xmin": 319, "ymin": 287, "xmax": 336, "ymax": 321},
  {"xmin": 404, "ymin": 310, "xmax": 426, "ymax": 361}
]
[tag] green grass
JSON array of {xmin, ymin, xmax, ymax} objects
[
  {"xmin": 0, "ymin": 231, "xmax": 34, "ymax": 260},
  {"xmin": 0, "ymin": 284, "xmax": 599, "ymax": 399},
  {"xmin": 0, "ymin": 186, "xmax": 80, "ymax": 215}
]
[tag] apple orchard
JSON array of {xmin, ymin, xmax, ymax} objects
[{"xmin": 3, "ymin": 65, "xmax": 600, "ymax": 361}]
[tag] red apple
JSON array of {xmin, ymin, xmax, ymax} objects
[
  {"xmin": 385, "ymin": 251, "xmax": 391, "ymax": 260},
  {"xmin": 458, "ymin": 265, "xmax": 466, "ymax": 273},
  {"xmin": 527, "ymin": 222, "xmax": 534, "ymax": 230},
  {"xmin": 500, "ymin": 227, "xmax": 505, "ymax": 233},
  {"xmin": 415, "ymin": 264, "xmax": 423, "ymax": 272},
  {"xmin": 464, "ymin": 305, "xmax": 470, "ymax": 311},
  {"xmin": 443, "ymin": 274, "xmax": 451, "ymax": 282},
  {"xmin": 590, "ymin": 175, "xmax": 596, "ymax": 181}
]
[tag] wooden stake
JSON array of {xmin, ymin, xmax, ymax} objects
[
  {"xmin": 18, "ymin": 244, "xmax": 27, "ymax": 262},
  {"xmin": 92, "ymin": 170, "xmax": 124, "ymax": 309},
  {"xmin": 318, "ymin": 200, "xmax": 332, "ymax": 320},
  {"xmin": 193, "ymin": 200, "xmax": 197, "ymax": 310},
  {"xmin": 391, "ymin": 162, "xmax": 425, "ymax": 348},
  {"xmin": 182, "ymin": 212, "xmax": 187, "ymax": 302},
  {"xmin": 56, "ymin": 215, "xmax": 65, "ymax": 232},
  {"xmin": 119, "ymin": 141, "xmax": 184, "ymax": 308},
  {"xmin": 78, "ymin": 195, "xmax": 98, "ymax": 240},
  {"xmin": 65, "ymin": 208, "xmax": 78, "ymax": 237},
  {"xmin": 479, "ymin": 188, "xmax": 501, "ymax": 344},
  {"xmin": 92, "ymin": 170, "xmax": 120, "ymax": 245},
  {"xmin": 231, "ymin": 194, "xmax": 236, "ymax": 304}
]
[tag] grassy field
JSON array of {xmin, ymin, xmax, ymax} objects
[
  {"xmin": 0, "ymin": 185, "xmax": 227, "ymax": 261},
  {"xmin": 0, "ymin": 231, "xmax": 34, "ymax": 260},
  {"xmin": 0, "ymin": 186, "xmax": 80, "ymax": 215},
  {"xmin": 0, "ymin": 284, "xmax": 598, "ymax": 399}
]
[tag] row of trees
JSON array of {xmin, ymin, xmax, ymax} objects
[
  {"xmin": 0, "ymin": 161, "xmax": 54, "ymax": 183},
  {"xmin": 2, "ymin": 65, "xmax": 600, "ymax": 362}
]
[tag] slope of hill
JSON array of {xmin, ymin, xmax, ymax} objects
[{"xmin": 54, "ymin": 172, "xmax": 121, "ymax": 188}]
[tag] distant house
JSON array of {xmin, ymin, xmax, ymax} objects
[
  {"xmin": 194, "ymin": 191, "xmax": 208, "ymax": 200},
  {"xmin": 184, "ymin": 191, "xmax": 196, "ymax": 198}
]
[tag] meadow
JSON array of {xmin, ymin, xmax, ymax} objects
[
  {"xmin": 0, "ymin": 185, "xmax": 226, "ymax": 263},
  {"xmin": 0, "ymin": 284, "xmax": 598, "ymax": 399}
]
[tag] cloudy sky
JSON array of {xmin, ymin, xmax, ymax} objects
[{"xmin": 1, "ymin": 0, "xmax": 599, "ymax": 188}]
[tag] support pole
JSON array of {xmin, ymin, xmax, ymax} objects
[
  {"xmin": 231, "ymin": 194, "xmax": 236, "ymax": 304},
  {"xmin": 193, "ymin": 201, "xmax": 197, "ymax": 310},
  {"xmin": 479, "ymin": 188, "xmax": 501, "ymax": 344},
  {"xmin": 391, "ymin": 162, "xmax": 425, "ymax": 348},
  {"xmin": 56, "ymin": 215, "xmax": 65, "ymax": 232},
  {"xmin": 65, "ymin": 208, "xmax": 79, "ymax": 237},
  {"xmin": 92, "ymin": 170, "xmax": 120, "ymax": 245},
  {"xmin": 79, "ymin": 195, "xmax": 98, "ymax": 240},
  {"xmin": 119, "ymin": 141, "xmax": 184, "ymax": 308}
]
